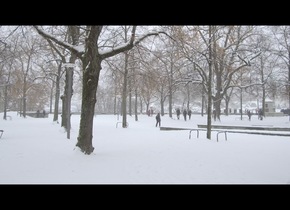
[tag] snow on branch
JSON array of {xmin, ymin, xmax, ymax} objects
[
  {"xmin": 33, "ymin": 26, "xmax": 84, "ymax": 58},
  {"xmin": 134, "ymin": 31, "xmax": 175, "ymax": 45},
  {"xmin": 176, "ymin": 77, "xmax": 202, "ymax": 86},
  {"xmin": 236, "ymin": 50, "xmax": 261, "ymax": 66},
  {"xmin": 0, "ymin": 39, "xmax": 7, "ymax": 46},
  {"xmin": 228, "ymin": 74, "xmax": 270, "ymax": 89},
  {"xmin": 100, "ymin": 28, "xmax": 173, "ymax": 60},
  {"xmin": 34, "ymin": 26, "xmax": 174, "ymax": 63}
]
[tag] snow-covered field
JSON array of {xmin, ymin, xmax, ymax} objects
[{"xmin": 1, "ymin": 111, "xmax": 290, "ymax": 184}]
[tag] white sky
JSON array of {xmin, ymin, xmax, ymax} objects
[{"xmin": 1, "ymin": 111, "xmax": 290, "ymax": 184}]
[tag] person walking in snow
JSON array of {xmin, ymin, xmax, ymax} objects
[
  {"xmin": 176, "ymin": 108, "xmax": 181, "ymax": 120},
  {"xmin": 183, "ymin": 109, "xmax": 187, "ymax": 121},
  {"xmin": 247, "ymin": 110, "xmax": 252, "ymax": 121},
  {"xmin": 155, "ymin": 112, "xmax": 161, "ymax": 127}
]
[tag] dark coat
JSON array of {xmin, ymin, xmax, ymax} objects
[{"xmin": 156, "ymin": 113, "xmax": 161, "ymax": 122}]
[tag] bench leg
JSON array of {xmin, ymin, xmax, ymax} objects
[{"xmin": 216, "ymin": 131, "xmax": 227, "ymax": 142}]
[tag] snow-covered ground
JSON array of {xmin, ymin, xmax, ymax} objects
[{"xmin": 1, "ymin": 111, "xmax": 290, "ymax": 184}]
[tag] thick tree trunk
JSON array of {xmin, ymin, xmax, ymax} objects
[
  {"xmin": 53, "ymin": 63, "xmax": 62, "ymax": 122},
  {"xmin": 3, "ymin": 84, "xmax": 8, "ymax": 120},
  {"xmin": 122, "ymin": 52, "xmax": 129, "ymax": 128},
  {"xmin": 75, "ymin": 26, "xmax": 102, "ymax": 154},
  {"xmin": 23, "ymin": 81, "xmax": 27, "ymax": 118},
  {"xmin": 129, "ymin": 79, "xmax": 132, "ymax": 116},
  {"xmin": 207, "ymin": 26, "xmax": 213, "ymax": 140},
  {"xmin": 214, "ymin": 92, "xmax": 222, "ymax": 120},
  {"xmin": 201, "ymin": 86, "xmax": 205, "ymax": 116},
  {"xmin": 76, "ymin": 60, "xmax": 100, "ymax": 154},
  {"xmin": 53, "ymin": 71, "xmax": 61, "ymax": 122},
  {"xmin": 134, "ymin": 88, "xmax": 138, "ymax": 121},
  {"xmin": 240, "ymin": 88, "xmax": 243, "ymax": 120},
  {"xmin": 161, "ymin": 98, "xmax": 165, "ymax": 116},
  {"xmin": 114, "ymin": 93, "xmax": 117, "ymax": 115},
  {"xmin": 49, "ymin": 84, "xmax": 54, "ymax": 114},
  {"xmin": 61, "ymin": 95, "xmax": 66, "ymax": 127},
  {"xmin": 225, "ymin": 96, "xmax": 230, "ymax": 116},
  {"xmin": 168, "ymin": 87, "xmax": 173, "ymax": 118},
  {"xmin": 61, "ymin": 64, "xmax": 75, "ymax": 130}
]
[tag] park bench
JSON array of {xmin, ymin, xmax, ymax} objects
[
  {"xmin": 0, "ymin": 130, "xmax": 3, "ymax": 138},
  {"xmin": 189, "ymin": 127, "xmax": 290, "ymax": 142},
  {"xmin": 159, "ymin": 126, "xmax": 290, "ymax": 142},
  {"xmin": 188, "ymin": 128, "xmax": 228, "ymax": 142},
  {"xmin": 197, "ymin": 124, "xmax": 290, "ymax": 132},
  {"xmin": 160, "ymin": 126, "xmax": 230, "ymax": 142},
  {"xmin": 195, "ymin": 124, "xmax": 290, "ymax": 141}
]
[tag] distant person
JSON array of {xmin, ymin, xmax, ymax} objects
[
  {"xmin": 155, "ymin": 113, "xmax": 161, "ymax": 127},
  {"xmin": 176, "ymin": 108, "xmax": 181, "ymax": 120},
  {"xmin": 36, "ymin": 110, "xmax": 40, "ymax": 118},
  {"xmin": 188, "ymin": 109, "xmax": 192, "ymax": 120},
  {"xmin": 183, "ymin": 109, "xmax": 187, "ymax": 121},
  {"xmin": 247, "ymin": 110, "xmax": 251, "ymax": 121},
  {"xmin": 43, "ymin": 110, "xmax": 46, "ymax": 117}
]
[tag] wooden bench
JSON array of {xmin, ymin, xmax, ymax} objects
[{"xmin": 0, "ymin": 130, "xmax": 3, "ymax": 138}]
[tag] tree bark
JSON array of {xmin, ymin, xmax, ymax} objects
[
  {"xmin": 76, "ymin": 26, "xmax": 101, "ymax": 154},
  {"xmin": 134, "ymin": 88, "xmax": 138, "ymax": 121},
  {"xmin": 53, "ymin": 63, "xmax": 61, "ymax": 122},
  {"xmin": 207, "ymin": 26, "xmax": 213, "ymax": 140},
  {"xmin": 76, "ymin": 63, "xmax": 101, "ymax": 154},
  {"xmin": 3, "ymin": 83, "xmax": 8, "ymax": 120},
  {"xmin": 76, "ymin": 59, "xmax": 100, "ymax": 154},
  {"xmin": 122, "ymin": 52, "xmax": 129, "ymax": 128}
]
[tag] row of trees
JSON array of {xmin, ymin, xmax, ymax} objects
[{"xmin": 1, "ymin": 26, "xmax": 290, "ymax": 154}]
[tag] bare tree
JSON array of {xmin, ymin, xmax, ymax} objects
[
  {"xmin": 148, "ymin": 38, "xmax": 183, "ymax": 117},
  {"xmin": 11, "ymin": 28, "xmax": 49, "ymax": 117},
  {"xmin": 0, "ymin": 36, "xmax": 15, "ymax": 119},
  {"xmin": 34, "ymin": 26, "xmax": 168, "ymax": 154},
  {"xmin": 271, "ymin": 26, "xmax": 290, "ymax": 114},
  {"xmin": 139, "ymin": 68, "xmax": 158, "ymax": 115},
  {"xmin": 104, "ymin": 55, "xmax": 124, "ymax": 115}
]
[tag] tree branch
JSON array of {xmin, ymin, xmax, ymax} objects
[
  {"xmin": 101, "ymin": 27, "xmax": 172, "ymax": 60},
  {"xmin": 33, "ymin": 26, "xmax": 83, "ymax": 58}
]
